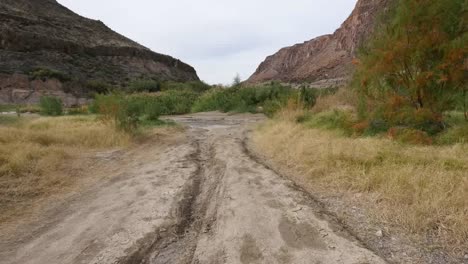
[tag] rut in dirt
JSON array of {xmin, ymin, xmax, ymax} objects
[
  {"xmin": 118, "ymin": 113, "xmax": 386, "ymax": 264},
  {"xmin": 1, "ymin": 113, "xmax": 387, "ymax": 264},
  {"xmin": 119, "ymin": 128, "xmax": 227, "ymax": 264}
]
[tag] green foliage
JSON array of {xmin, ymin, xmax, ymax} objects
[
  {"xmin": 232, "ymin": 73, "xmax": 242, "ymax": 87},
  {"xmin": 299, "ymin": 86, "xmax": 317, "ymax": 107},
  {"xmin": 0, "ymin": 116, "xmax": 20, "ymax": 125},
  {"xmin": 436, "ymin": 123, "xmax": 468, "ymax": 145},
  {"xmin": 128, "ymin": 80, "xmax": 161, "ymax": 93},
  {"xmin": 90, "ymin": 89, "xmax": 200, "ymax": 132},
  {"xmin": 191, "ymin": 83, "xmax": 312, "ymax": 116},
  {"xmin": 0, "ymin": 105, "xmax": 17, "ymax": 112},
  {"xmin": 160, "ymin": 81, "xmax": 212, "ymax": 93},
  {"xmin": 66, "ymin": 106, "xmax": 89, "ymax": 115},
  {"xmin": 388, "ymin": 127, "xmax": 433, "ymax": 145},
  {"xmin": 302, "ymin": 110, "xmax": 354, "ymax": 136},
  {"xmin": 86, "ymin": 80, "xmax": 114, "ymax": 94},
  {"xmin": 30, "ymin": 68, "xmax": 71, "ymax": 82},
  {"xmin": 435, "ymin": 112, "xmax": 468, "ymax": 144},
  {"xmin": 90, "ymin": 93, "xmax": 138, "ymax": 133},
  {"xmin": 39, "ymin": 96, "xmax": 63, "ymax": 116},
  {"xmin": 354, "ymin": 0, "xmax": 467, "ymax": 129}
]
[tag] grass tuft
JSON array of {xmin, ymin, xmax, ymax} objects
[{"xmin": 0, "ymin": 116, "xmax": 131, "ymax": 224}]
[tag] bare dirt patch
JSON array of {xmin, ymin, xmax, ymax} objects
[{"xmin": 1, "ymin": 113, "xmax": 387, "ymax": 264}]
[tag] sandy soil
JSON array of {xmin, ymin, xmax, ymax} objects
[{"xmin": 0, "ymin": 112, "xmax": 387, "ymax": 264}]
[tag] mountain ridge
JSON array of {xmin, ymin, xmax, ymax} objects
[
  {"xmin": 0, "ymin": 0, "xmax": 199, "ymax": 105},
  {"xmin": 248, "ymin": 0, "xmax": 392, "ymax": 87}
]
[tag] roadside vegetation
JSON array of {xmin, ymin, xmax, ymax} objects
[
  {"xmin": 0, "ymin": 115, "xmax": 131, "ymax": 224},
  {"xmin": 253, "ymin": 105, "xmax": 467, "ymax": 253},
  {"xmin": 1, "ymin": 0, "xmax": 465, "ymax": 248},
  {"xmin": 252, "ymin": 0, "xmax": 467, "ymax": 255}
]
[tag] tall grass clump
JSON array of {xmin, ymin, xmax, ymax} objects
[
  {"xmin": 39, "ymin": 96, "xmax": 63, "ymax": 116},
  {"xmin": 89, "ymin": 93, "xmax": 139, "ymax": 133},
  {"xmin": 0, "ymin": 116, "xmax": 130, "ymax": 224}
]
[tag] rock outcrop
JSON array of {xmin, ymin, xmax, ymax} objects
[
  {"xmin": 0, "ymin": 0, "xmax": 199, "ymax": 105},
  {"xmin": 248, "ymin": 0, "xmax": 392, "ymax": 86}
]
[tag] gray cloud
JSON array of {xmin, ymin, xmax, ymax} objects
[{"xmin": 58, "ymin": 0, "xmax": 357, "ymax": 84}]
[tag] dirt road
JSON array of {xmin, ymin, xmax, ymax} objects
[{"xmin": 0, "ymin": 112, "xmax": 386, "ymax": 264}]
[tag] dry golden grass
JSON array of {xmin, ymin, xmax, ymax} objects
[
  {"xmin": 252, "ymin": 116, "xmax": 468, "ymax": 252},
  {"xmin": 0, "ymin": 115, "xmax": 131, "ymax": 223},
  {"xmin": 312, "ymin": 88, "xmax": 357, "ymax": 113}
]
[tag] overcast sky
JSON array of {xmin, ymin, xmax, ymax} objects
[{"xmin": 57, "ymin": 0, "xmax": 357, "ymax": 84}]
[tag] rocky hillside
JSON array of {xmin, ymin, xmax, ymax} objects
[
  {"xmin": 248, "ymin": 0, "xmax": 392, "ymax": 87},
  {"xmin": 0, "ymin": 0, "xmax": 199, "ymax": 106}
]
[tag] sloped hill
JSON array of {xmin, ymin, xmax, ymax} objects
[{"xmin": 0, "ymin": 0, "xmax": 199, "ymax": 105}]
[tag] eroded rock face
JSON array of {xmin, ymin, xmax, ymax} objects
[
  {"xmin": 248, "ymin": 0, "xmax": 392, "ymax": 86},
  {"xmin": 0, "ymin": 0, "xmax": 199, "ymax": 105}
]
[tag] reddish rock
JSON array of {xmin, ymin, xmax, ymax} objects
[{"xmin": 248, "ymin": 0, "xmax": 392, "ymax": 86}]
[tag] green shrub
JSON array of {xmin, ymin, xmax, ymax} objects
[
  {"xmin": 0, "ymin": 116, "xmax": 20, "ymax": 125},
  {"xmin": 86, "ymin": 80, "xmax": 114, "ymax": 94},
  {"xmin": 299, "ymin": 86, "xmax": 317, "ymax": 108},
  {"xmin": 90, "ymin": 93, "xmax": 140, "ymax": 133},
  {"xmin": 303, "ymin": 110, "xmax": 354, "ymax": 135},
  {"xmin": 388, "ymin": 127, "xmax": 433, "ymax": 145},
  {"xmin": 436, "ymin": 123, "xmax": 468, "ymax": 145},
  {"xmin": 192, "ymin": 83, "xmax": 297, "ymax": 115},
  {"xmin": 39, "ymin": 96, "xmax": 63, "ymax": 116},
  {"xmin": 30, "ymin": 68, "xmax": 71, "ymax": 82},
  {"xmin": 353, "ymin": 0, "xmax": 466, "ymax": 133},
  {"xmin": 18, "ymin": 105, "xmax": 41, "ymax": 114},
  {"xmin": 128, "ymin": 80, "xmax": 161, "ymax": 93},
  {"xmin": 116, "ymin": 98, "xmax": 141, "ymax": 133},
  {"xmin": 160, "ymin": 81, "xmax": 211, "ymax": 93},
  {"xmin": 191, "ymin": 88, "xmax": 227, "ymax": 113},
  {"xmin": 66, "ymin": 106, "xmax": 89, "ymax": 115},
  {"xmin": 0, "ymin": 104, "xmax": 17, "ymax": 112}
]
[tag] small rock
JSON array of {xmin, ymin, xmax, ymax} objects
[
  {"xmin": 375, "ymin": 230, "xmax": 383, "ymax": 237},
  {"xmin": 292, "ymin": 207, "xmax": 303, "ymax": 212},
  {"xmin": 464, "ymin": 254, "xmax": 468, "ymax": 259}
]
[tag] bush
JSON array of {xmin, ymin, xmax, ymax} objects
[
  {"xmin": 30, "ymin": 68, "xmax": 71, "ymax": 82},
  {"xmin": 353, "ymin": 0, "xmax": 466, "ymax": 135},
  {"xmin": 436, "ymin": 123, "xmax": 468, "ymax": 145},
  {"xmin": 160, "ymin": 81, "xmax": 212, "ymax": 93},
  {"xmin": 90, "ymin": 93, "xmax": 140, "ymax": 133},
  {"xmin": 304, "ymin": 110, "xmax": 354, "ymax": 135},
  {"xmin": 90, "ymin": 89, "xmax": 200, "ymax": 132},
  {"xmin": 86, "ymin": 80, "xmax": 114, "ymax": 94},
  {"xmin": 39, "ymin": 96, "xmax": 63, "ymax": 116},
  {"xmin": 191, "ymin": 83, "xmax": 298, "ymax": 115},
  {"xmin": 66, "ymin": 106, "xmax": 89, "ymax": 115},
  {"xmin": 128, "ymin": 80, "xmax": 161, "ymax": 93},
  {"xmin": 387, "ymin": 127, "xmax": 433, "ymax": 145}
]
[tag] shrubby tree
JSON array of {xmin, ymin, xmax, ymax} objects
[
  {"xmin": 354, "ymin": 0, "xmax": 467, "ymax": 127},
  {"xmin": 232, "ymin": 73, "xmax": 242, "ymax": 87}
]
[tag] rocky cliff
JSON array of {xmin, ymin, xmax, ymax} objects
[
  {"xmin": 0, "ymin": 0, "xmax": 199, "ymax": 106},
  {"xmin": 248, "ymin": 0, "xmax": 392, "ymax": 86}
]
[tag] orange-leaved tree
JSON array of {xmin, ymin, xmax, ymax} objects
[{"xmin": 353, "ymin": 0, "xmax": 467, "ymax": 134}]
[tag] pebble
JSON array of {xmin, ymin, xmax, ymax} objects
[{"xmin": 375, "ymin": 230, "xmax": 383, "ymax": 237}]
